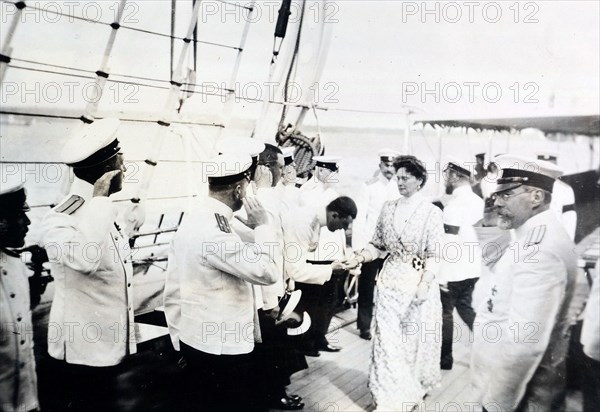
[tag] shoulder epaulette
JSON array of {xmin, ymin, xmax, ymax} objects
[
  {"xmin": 55, "ymin": 195, "xmax": 85, "ymax": 215},
  {"xmin": 214, "ymin": 213, "xmax": 231, "ymax": 233},
  {"xmin": 524, "ymin": 224, "xmax": 546, "ymax": 247}
]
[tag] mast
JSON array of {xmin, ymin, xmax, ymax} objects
[{"xmin": 0, "ymin": 1, "xmax": 26, "ymax": 84}]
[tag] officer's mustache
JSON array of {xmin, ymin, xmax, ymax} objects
[{"xmin": 497, "ymin": 209, "xmax": 513, "ymax": 220}]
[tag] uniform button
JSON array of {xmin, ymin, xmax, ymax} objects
[
  {"xmin": 10, "ymin": 293, "xmax": 15, "ymax": 298},
  {"xmin": 2, "ymin": 269, "xmax": 7, "ymax": 276},
  {"xmin": 20, "ymin": 340, "xmax": 25, "ymax": 345},
  {"xmin": 17, "ymin": 317, "xmax": 22, "ymax": 322},
  {"xmin": 19, "ymin": 362, "xmax": 25, "ymax": 369},
  {"xmin": 124, "ymin": 259, "xmax": 128, "ymax": 264},
  {"xmin": 127, "ymin": 283, "xmax": 131, "ymax": 287}
]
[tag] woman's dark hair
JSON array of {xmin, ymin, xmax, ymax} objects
[{"xmin": 393, "ymin": 155, "xmax": 428, "ymax": 188}]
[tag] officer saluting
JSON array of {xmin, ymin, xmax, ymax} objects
[
  {"xmin": 40, "ymin": 118, "xmax": 134, "ymax": 410},
  {"xmin": 215, "ymin": 136, "xmax": 265, "ymax": 187},
  {"xmin": 471, "ymin": 154, "xmax": 578, "ymax": 412},
  {"xmin": 164, "ymin": 153, "xmax": 279, "ymax": 411},
  {"xmin": 0, "ymin": 176, "xmax": 38, "ymax": 412}
]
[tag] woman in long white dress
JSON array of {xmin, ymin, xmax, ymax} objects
[{"xmin": 353, "ymin": 155, "xmax": 444, "ymax": 411}]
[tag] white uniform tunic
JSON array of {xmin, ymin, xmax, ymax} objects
[
  {"xmin": 255, "ymin": 185, "xmax": 287, "ymax": 310},
  {"xmin": 282, "ymin": 208, "xmax": 333, "ymax": 285},
  {"xmin": 299, "ymin": 178, "xmax": 346, "ymax": 262},
  {"xmin": 163, "ymin": 197, "xmax": 278, "ymax": 355},
  {"xmin": 41, "ymin": 178, "xmax": 136, "ymax": 367},
  {"xmin": 353, "ymin": 174, "xmax": 400, "ymax": 249},
  {"xmin": 550, "ymin": 179, "xmax": 577, "ymax": 241},
  {"xmin": 439, "ymin": 185, "xmax": 484, "ymax": 284},
  {"xmin": 0, "ymin": 250, "xmax": 39, "ymax": 412},
  {"xmin": 280, "ymin": 183, "xmax": 301, "ymax": 215},
  {"xmin": 471, "ymin": 210, "xmax": 577, "ymax": 411}
]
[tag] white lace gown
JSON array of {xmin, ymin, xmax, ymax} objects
[{"xmin": 367, "ymin": 196, "xmax": 444, "ymax": 411}]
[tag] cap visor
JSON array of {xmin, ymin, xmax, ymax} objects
[
  {"xmin": 275, "ymin": 290, "xmax": 302, "ymax": 326},
  {"xmin": 492, "ymin": 182, "xmax": 522, "ymax": 194},
  {"xmin": 287, "ymin": 312, "xmax": 312, "ymax": 336}
]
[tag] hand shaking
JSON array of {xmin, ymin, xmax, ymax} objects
[{"xmin": 340, "ymin": 257, "xmax": 361, "ymax": 271}]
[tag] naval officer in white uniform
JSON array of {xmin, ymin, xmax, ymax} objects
[
  {"xmin": 0, "ymin": 177, "xmax": 38, "ymax": 412},
  {"xmin": 297, "ymin": 156, "xmax": 349, "ymax": 353},
  {"xmin": 471, "ymin": 154, "xmax": 578, "ymax": 412},
  {"xmin": 164, "ymin": 153, "xmax": 279, "ymax": 411},
  {"xmin": 216, "ymin": 136, "xmax": 265, "ymax": 188},
  {"xmin": 40, "ymin": 118, "xmax": 135, "ymax": 411},
  {"xmin": 439, "ymin": 159, "xmax": 484, "ymax": 369},
  {"xmin": 282, "ymin": 194, "xmax": 358, "ymax": 355},
  {"xmin": 352, "ymin": 149, "xmax": 401, "ymax": 340}
]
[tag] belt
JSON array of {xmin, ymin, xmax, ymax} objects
[
  {"xmin": 444, "ymin": 224, "xmax": 460, "ymax": 235},
  {"xmin": 306, "ymin": 260, "xmax": 334, "ymax": 265},
  {"xmin": 562, "ymin": 204, "xmax": 575, "ymax": 213}
]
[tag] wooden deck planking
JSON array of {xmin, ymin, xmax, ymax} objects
[
  {"xmin": 273, "ymin": 309, "xmax": 585, "ymax": 412},
  {"xmin": 292, "ymin": 330, "xmax": 369, "ymax": 400}
]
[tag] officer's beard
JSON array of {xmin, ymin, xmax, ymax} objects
[{"xmin": 496, "ymin": 210, "xmax": 514, "ymax": 230}]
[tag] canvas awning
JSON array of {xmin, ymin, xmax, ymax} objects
[{"xmin": 417, "ymin": 114, "xmax": 600, "ymax": 136}]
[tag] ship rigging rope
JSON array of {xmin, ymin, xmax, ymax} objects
[
  {"xmin": 8, "ymin": 57, "xmax": 234, "ymax": 93},
  {"xmin": 0, "ymin": 110, "xmax": 224, "ymax": 128},
  {"xmin": 215, "ymin": 0, "xmax": 253, "ymax": 11},
  {"xmin": 6, "ymin": 58, "xmax": 422, "ymax": 115},
  {"xmin": 6, "ymin": 55, "xmax": 421, "ymax": 115},
  {"xmin": 5, "ymin": 59, "xmax": 421, "ymax": 115},
  {"xmin": 278, "ymin": 0, "xmax": 307, "ymax": 132},
  {"xmin": 6, "ymin": 64, "xmax": 231, "ymax": 98},
  {"xmin": 1, "ymin": 0, "xmax": 242, "ymax": 51}
]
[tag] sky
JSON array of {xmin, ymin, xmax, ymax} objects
[
  {"xmin": 1, "ymin": 0, "xmax": 599, "ymax": 132},
  {"xmin": 1, "ymin": 0, "xmax": 599, "ymax": 239}
]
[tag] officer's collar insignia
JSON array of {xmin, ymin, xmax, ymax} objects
[
  {"xmin": 55, "ymin": 195, "xmax": 85, "ymax": 215},
  {"xmin": 215, "ymin": 213, "xmax": 231, "ymax": 233},
  {"xmin": 525, "ymin": 224, "xmax": 546, "ymax": 247}
]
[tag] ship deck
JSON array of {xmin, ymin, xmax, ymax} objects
[
  {"xmin": 272, "ymin": 226, "xmax": 600, "ymax": 411},
  {"xmin": 272, "ymin": 305, "xmax": 585, "ymax": 412},
  {"xmin": 31, "ymin": 228, "xmax": 598, "ymax": 411}
]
